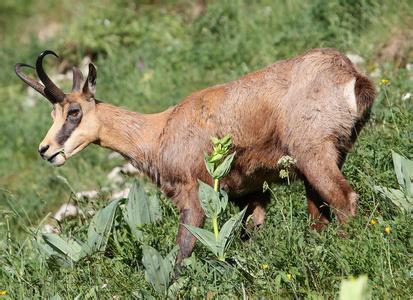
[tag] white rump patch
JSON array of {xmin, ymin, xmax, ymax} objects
[{"xmin": 343, "ymin": 78, "xmax": 357, "ymax": 113}]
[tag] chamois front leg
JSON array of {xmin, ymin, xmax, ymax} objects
[
  {"xmin": 174, "ymin": 186, "xmax": 205, "ymax": 268},
  {"xmin": 304, "ymin": 179, "xmax": 331, "ymax": 231},
  {"xmin": 298, "ymin": 143, "xmax": 357, "ymax": 223}
]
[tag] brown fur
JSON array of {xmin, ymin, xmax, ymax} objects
[{"xmin": 18, "ymin": 48, "xmax": 376, "ymax": 265}]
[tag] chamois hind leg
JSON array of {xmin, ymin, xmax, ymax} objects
[
  {"xmin": 237, "ymin": 191, "xmax": 270, "ymax": 239},
  {"xmin": 249, "ymin": 191, "xmax": 270, "ymax": 227},
  {"xmin": 299, "ymin": 145, "xmax": 357, "ymax": 223},
  {"xmin": 304, "ymin": 179, "xmax": 331, "ymax": 231}
]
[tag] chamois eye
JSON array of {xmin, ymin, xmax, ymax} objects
[{"xmin": 68, "ymin": 108, "xmax": 80, "ymax": 118}]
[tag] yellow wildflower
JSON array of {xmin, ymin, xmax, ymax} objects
[
  {"xmin": 370, "ymin": 219, "xmax": 377, "ymax": 225},
  {"xmin": 379, "ymin": 79, "xmax": 390, "ymax": 86},
  {"xmin": 384, "ymin": 226, "xmax": 391, "ymax": 234},
  {"xmin": 287, "ymin": 273, "xmax": 292, "ymax": 281},
  {"xmin": 0, "ymin": 290, "xmax": 7, "ymax": 296},
  {"xmin": 261, "ymin": 264, "xmax": 269, "ymax": 270}
]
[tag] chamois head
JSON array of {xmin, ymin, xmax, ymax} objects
[{"xmin": 15, "ymin": 50, "xmax": 100, "ymax": 166}]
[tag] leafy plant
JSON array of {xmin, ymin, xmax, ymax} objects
[
  {"xmin": 185, "ymin": 135, "xmax": 247, "ymax": 261},
  {"xmin": 204, "ymin": 134, "xmax": 236, "ymax": 190},
  {"xmin": 375, "ymin": 151, "xmax": 413, "ymax": 214},
  {"xmin": 37, "ymin": 178, "xmax": 185, "ymax": 297},
  {"xmin": 184, "ymin": 208, "xmax": 246, "ymax": 261},
  {"xmin": 140, "ymin": 245, "xmax": 186, "ymax": 298},
  {"xmin": 39, "ymin": 197, "xmax": 123, "ymax": 265},
  {"xmin": 39, "ymin": 180, "xmax": 163, "ymax": 265},
  {"xmin": 84, "ymin": 197, "xmax": 123, "ymax": 253},
  {"xmin": 122, "ymin": 180, "xmax": 162, "ymax": 240}
]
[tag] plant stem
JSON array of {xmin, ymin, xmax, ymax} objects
[
  {"xmin": 214, "ymin": 178, "xmax": 219, "ymax": 192},
  {"xmin": 213, "ymin": 178, "xmax": 219, "ymax": 240},
  {"xmin": 212, "ymin": 216, "xmax": 219, "ymax": 240}
]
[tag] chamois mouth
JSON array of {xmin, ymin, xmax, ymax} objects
[
  {"xmin": 47, "ymin": 152, "xmax": 60, "ymax": 162},
  {"xmin": 46, "ymin": 151, "xmax": 66, "ymax": 166}
]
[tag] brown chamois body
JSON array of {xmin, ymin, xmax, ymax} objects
[{"xmin": 15, "ymin": 48, "xmax": 376, "ymax": 264}]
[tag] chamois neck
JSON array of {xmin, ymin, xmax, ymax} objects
[{"xmin": 95, "ymin": 102, "xmax": 168, "ymax": 166}]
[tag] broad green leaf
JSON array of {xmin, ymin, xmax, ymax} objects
[
  {"xmin": 35, "ymin": 236, "xmax": 60, "ymax": 258},
  {"xmin": 142, "ymin": 245, "xmax": 174, "ymax": 294},
  {"xmin": 148, "ymin": 194, "xmax": 162, "ymax": 221},
  {"xmin": 163, "ymin": 245, "xmax": 179, "ymax": 282},
  {"xmin": 204, "ymin": 153, "xmax": 215, "ymax": 176},
  {"xmin": 42, "ymin": 233, "xmax": 85, "ymax": 262},
  {"xmin": 401, "ymin": 157, "xmax": 413, "ymax": 197},
  {"xmin": 219, "ymin": 189, "xmax": 229, "ymax": 213},
  {"xmin": 198, "ymin": 180, "xmax": 220, "ymax": 218},
  {"xmin": 392, "ymin": 150, "xmax": 413, "ymax": 196},
  {"xmin": 213, "ymin": 152, "xmax": 236, "ymax": 179},
  {"xmin": 34, "ymin": 237, "xmax": 72, "ymax": 267},
  {"xmin": 84, "ymin": 198, "xmax": 122, "ymax": 253},
  {"xmin": 217, "ymin": 207, "xmax": 247, "ymax": 257},
  {"xmin": 183, "ymin": 224, "xmax": 218, "ymax": 256},
  {"xmin": 375, "ymin": 186, "xmax": 412, "ymax": 213},
  {"xmin": 392, "ymin": 150, "xmax": 404, "ymax": 188},
  {"xmin": 338, "ymin": 275, "xmax": 370, "ymax": 300},
  {"xmin": 123, "ymin": 180, "xmax": 161, "ymax": 240}
]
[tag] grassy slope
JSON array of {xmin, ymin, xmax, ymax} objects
[{"xmin": 0, "ymin": 0, "xmax": 412, "ymax": 298}]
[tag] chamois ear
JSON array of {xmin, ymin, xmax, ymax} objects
[{"xmin": 82, "ymin": 63, "xmax": 97, "ymax": 99}]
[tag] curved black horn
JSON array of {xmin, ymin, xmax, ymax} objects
[
  {"xmin": 14, "ymin": 63, "xmax": 51, "ymax": 100},
  {"xmin": 71, "ymin": 67, "xmax": 84, "ymax": 92},
  {"xmin": 36, "ymin": 50, "xmax": 66, "ymax": 102}
]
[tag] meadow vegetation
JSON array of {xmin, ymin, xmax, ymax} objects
[{"xmin": 0, "ymin": 0, "xmax": 412, "ymax": 298}]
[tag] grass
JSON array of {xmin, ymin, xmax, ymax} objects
[{"xmin": 0, "ymin": 0, "xmax": 412, "ymax": 298}]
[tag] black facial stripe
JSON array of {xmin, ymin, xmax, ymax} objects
[{"xmin": 56, "ymin": 105, "xmax": 83, "ymax": 145}]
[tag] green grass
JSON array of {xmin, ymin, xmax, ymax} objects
[{"xmin": 0, "ymin": 0, "xmax": 412, "ymax": 298}]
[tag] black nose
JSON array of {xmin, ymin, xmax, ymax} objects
[{"xmin": 38, "ymin": 145, "xmax": 50, "ymax": 155}]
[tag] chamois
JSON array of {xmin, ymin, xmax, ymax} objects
[{"xmin": 15, "ymin": 49, "xmax": 376, "ymax": 264}]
